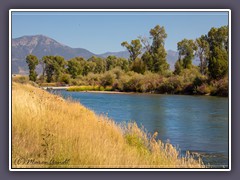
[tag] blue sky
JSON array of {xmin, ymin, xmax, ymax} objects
[{"xmin": 12, "ymin": 11, "xmax": 228, "ymax": 54}]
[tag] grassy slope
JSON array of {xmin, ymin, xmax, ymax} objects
[{"xmin": 12, "ymin": 82, "xmax": 205, "ymax": 168}]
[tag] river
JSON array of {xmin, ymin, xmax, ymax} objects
[{"xmin": 51, "ymin": 90, "xmax": 229, "ymax": 168}]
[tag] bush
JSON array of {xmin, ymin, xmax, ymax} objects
[
  {"xmin": 123, "ymin": 73, "xmax": 143, "ymax": 92},
  {"xmin": 84, "ymin": 73, "xmax": 102, "ymax": 86},
  {"xmin": 192, "ymin": 76, "xmax": 208, "ymax": 94},
  {"xmin": 60, "ymin": 74, "xmax": 71, "ymax": 84},
  {"xmin": 114, "ymin": 75, "xmax": 129, "ymax": 91},
  {"xmin": 100, "ymin": 71, "xmax": 116, "ymax": 87},
  {"xmin": 196, "ymin": 84, "xmax": 212, "ymax": 95},
  {"xmin": 110, "ymin": 67, "xmax": 124, "ymax": 79},
  {"xmin": 159, "ymin": 76, "xmax": 184, "ymax": 94},
  {"xmin": 140, "ymin": 72, "xmax": 163, "ymax": 93},
  {"xmin": 210, "ymin": 77, "xmax": 228, "ymax": 96},
  {"xmin": 180, "ymin": 67, "xmax": 202, "ymax": 84}
]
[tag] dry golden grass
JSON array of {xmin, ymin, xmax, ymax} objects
[{"xmin": 12, "ymin": 82, "xmax": 205, "ymax": 168}]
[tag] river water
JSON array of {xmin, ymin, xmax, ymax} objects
[{"xmin": 52, "ymin": 90, "xmax": 229, "ymax": 168}]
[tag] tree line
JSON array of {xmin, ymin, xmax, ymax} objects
[{"xmin": 25, "ymin": 24, "xmax": 228, "ymax": 96}]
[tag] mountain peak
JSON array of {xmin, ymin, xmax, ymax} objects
[
  {"xmin": 11, "ymin": 34, "xmax": 183, "ymax": 74},
  {"xmin": 11, "ymin": 35, "xmax": 97, "ymax": 74},
  {"xmin": 13, "ymin": 34, "xmax": 66, "ymax": 47}
]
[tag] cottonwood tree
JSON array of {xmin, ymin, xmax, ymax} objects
[
  {"xmin": 42, "ymin": 56, "xmax": 66, "ymax": 82},
  {"xmin": 141, "ymin": 25, "xmax": 169, "ymax": 74},
  {"xmin": 207, "ymin": 26, "xmax": 228, "ymax": 79},
  {"xmin": 174, "ymin": 59, "xmax": 183, "ymax": 75},
  {"xmin": 106, "ymin": 56, "xmax": 129, "ymax": 72},
  {"xmin": 88, "ymin": 56, "xmax": 106, "ymax": 74},
  {"xmin": 26, "ymin": 54, "xmax": 39, "ymax": 82},
  {"xmin": 67, "ymin": 57, "xmax": 85, "ymax": 78},
  {"xmin": 150, "ymin": 25, "xmax": 169, "ymax": 74},
  {"xmin": 131, "ymin": 58, "xmax": 146, "ymax": 74},
  {"xmin": 177, "ymin": 39, "xmax": 197, "ymax": 69},
  {"xmin": 121, "ymin": 39, "xmax": 142, "ymax": 62},
  {"xmin": 42, "ymin": 56, "xmax": 55, "ymax": 83},
  {"xmin": 195, "ymin": 35, "xmax": 209, "ymax": 75},
  {"xmin": 83, "ymin": 61, "xmax": 96, "ymax": 76},
  {"xmin": 141, "ymin": 51, "xmax": 154, "ymax": 72},
  {"xmin": 54, "ymin": 56, "xmax": 66, "ymax": 81}
]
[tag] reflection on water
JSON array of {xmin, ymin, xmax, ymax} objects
[{"xmin": 52, "ymin": 90, "xmax": 229, "ymax": 168}]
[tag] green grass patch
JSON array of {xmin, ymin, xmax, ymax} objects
[
  {"xmin": 125, "ymin": 134, "xmax": 149, "ymax": 155},
  {"xmin": 67, "ymin": 85, "xmax": 113, "ymax": 92}
]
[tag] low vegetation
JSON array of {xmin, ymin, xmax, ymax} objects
[
  {"xmin": 12, "ymin": 82, "xmax": 205, "ymax": 168},
  {"xmin": 67, "ymin": 85, "xmax": 113, "ymax": 92},
  {"xmin": 66, "ymin": 68, "xmax": 228, "ymax": 96}
]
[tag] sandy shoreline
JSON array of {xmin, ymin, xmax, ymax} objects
[{"xmin": 41, "ymin": 86, "xmax": 69, "ymax": 90}]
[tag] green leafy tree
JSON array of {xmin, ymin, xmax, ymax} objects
[
  {"xmin": 177, "ymin": 39, "xmax": 197, "ymax": 69},
  {"xmin": 152, "ymin": 45, "xmax": 169, "ymax": 73},
  {"xmin": 196, "ymin": 35, "xmax": 209, "ymax": 75},
  {"xmin": 42, "ymin": 56, "xmax": 55, "ymax": 83},
  {"xmin": 67, "ymin": 57, "xmax": 85, "ymax": 78},
  {"xmin": 150, "ymin": 25, "xmax": 169, "ymax": 74},
  {"xmin": 42, "ymin": 56, "xmax": 66, "ymax": 82},
  {"xmin": 141, "ymin": 51, "xmax": 154, "ymax": 72},
  {"xmin": 106, "ymin": 56, "xmax": 129, "ymax": 72},
  {"xmin": 174, "ymin": 59, "xmax": 183, "ymax": 75},
  {"xmin": 88, "ymin": 56, "xmax": 106, "ymax": 74},
  {"xmin": 208, "ymin": 46, "xmax": 228, "ymax": 79},
  {"xmin": 117, "ymin": 58, "xmax": 129, "ymax": 72},
  {"xmin": 150, "ymin": 25, "xmax": 167, "ymax": 51},
  {"xmin": 53, "ymin": 56, "xmax": 66, "ymax": 81},
  {"xmin": 83, "ymin": 61, "xmax": 96, "ymax": 76},
  {"xmin": 131, "ymin": 58, "xmax": 146, "ymax": 74},
  {"xmin": 121, "ymin": 39, "xmax": 142, "ymax": 62},
  {"xmin": 207, "ymin": 26, "xmax": 228, "ymax": 79},
  {"xmin": 140, "ymin": 25, "xmax": 169, "ymax": 74},
  {"xmin": 39, "ymin": 58, "xmax": 46, "ymax": 82},
  {"xmin": 106, "ymin": 56, "xmax": 118, "ymax": 71},
  {"xmin": 26, "ymin": 54, "xmax": 39, "ymax": 82}
]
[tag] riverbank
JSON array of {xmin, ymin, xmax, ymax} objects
[
  {"xmin": 12, "ymin": 75, "xmax": 228, "ymax": 97},
  {"xmin": 12, "ymin": 82, "xmax": 205, "ymax": 168},
  {"xmin": 77, "ymin": 90, "xmax": 135, "ymax": 94},
  {"xmin": 64, "ymin": 85, "xmax": 225, "ymax": 97}
]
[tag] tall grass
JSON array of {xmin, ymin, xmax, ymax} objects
[{"xmin": 12, "ymin": 82, "xmax": 205, "ymax": 168}]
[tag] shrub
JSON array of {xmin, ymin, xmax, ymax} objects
[
  {"xmin": 123, "ymin": 73, "xmax": 143, "ymax": 92},
  {"xmin": 85, "ymin": 73, "xmax": 102, "ymax": 86},
  {"xmin": 140, "ymin": 72, "xmax": 163, "ymax": 93},
  {"xmin": 196, "ymin": 84, "xmax": 212, "ymax": 95},
  {"xmin": 159, "ymin": 76, "xmax": 183, "ymax": 94},
  {"xmin": 180, "ymin": 67, "xmax": 202, "ymax": 84},
  {"xmin": 100, "ymin": 71, "xmax": 116, "ymax": 87},
  {"xmin": 192, "ymin": 76, "xmax": 208, "ymax": 94},
  {"xmin": 60, "ymin": 74, "xmax": 71, "ymax": 84},
  {"xmin": 110, "ymin": 67, "xmax": 124, "ymax": 79},
  {"xmin": 210, "ymin": 77, "xmax": 228, "ymax": 96}
]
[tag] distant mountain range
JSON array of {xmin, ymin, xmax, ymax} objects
[{"xmin": 11, "ymin": 35, "xmax": 198, "ymax": 74}]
